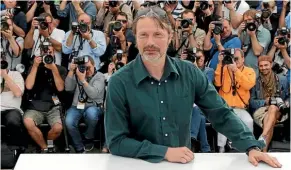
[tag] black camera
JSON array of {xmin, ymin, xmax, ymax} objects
[
  {"xmin": 278, "ymin": 36, "xmax": 288, "ymax": 45},
  {"xmin": 6, "ymin": 6, "xmax": 21, "ymax": 16},
  {"xmin": 34, "ymin": 16, "xmax": 46, "ymax": 22},
  {"xmin": 115, "ymin": 50, "xmax": 124, "ymax": 71},
  {"xmin": 261, "ymin": 9, "xmax": 271, "ymax": 20},
  {"xmin": 44, "ymin": 0, "xmax": 54, "ymax": 5},
  {"xmin": 166, "ymin": 0, "xmax": 177, "ymax": 5},
  {"xmin": 109, "ymin": 21, "xmax": 123, "ymax": 34},
  {"xmin": 0, "ymin": 17, "xmax": 9, "ymax": 32},
  {"xmin": 263, "ymin": 2, "xmax": 269, "ymax": 9},
  {"xmin": 277, "ymin": 27, "xmax": 289, "ymax": 36},
  {"xmin": 269, "ymin": 96, "xmax": 290, "ymax": 115},
  {"xmin": 245, "ymin": 22, "xmax": 257, "ymax": 31},
  {"xmin": 183, "ymin": 47, "xmax": 198, "ymax": 63},
  {"xmin": 71, "ymin": 21, "xmax": 88, "ymax": 34},
  {"xmin": 1, "ymin": 60, "xmax": 8, "ymax": 70},
  {"xmin": 212, "ymin": 21, "xmax": 223, "ymax": 35},
  {"xmin": 40, "ymin": 42, "xmax": 54, "ymax": 64},
  {"xmin": 73, "ymin": 56, "xmax": 89, "ymax": 65},
  {"xmin": 224, "ymin": 0, "xmax": 232, "ymax": 4},
  {"xmin": 109, "ymin": 0, "xmax": 118, "ymax": 7},
  {"xmin": 181, "ymin": 19, "xmax": 192, "ymax": 28},
  {"xmin": 200, "ymin": 1, "xmax": 209, "ymax": 10},
  {"xmin": 221, "ymin": 49, "xmax": 235, "ymax": 65},
  {"xmin": 272, "ymin": 63, "xmax": 284, "ymax": 74}
]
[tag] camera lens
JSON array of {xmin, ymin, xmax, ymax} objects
[
  {"xmin": 78, "ymin": 65, "xmax": 86, "ymax": 73},
  {"xmin": 261, "ymin": 9, "xmax": 271, "ymax": 19},
  {"xmin": 213, "ymin": 25, "xmax": 223, "ymax": 35},
  {"xmin": 181, "ymin": 19, "xmax": 190, "ymax": 28},
  {"xmin": 79, "ymin": 23, "xmax": 88, "ymax": 33},
  {"xmin": 1, "ymin": 20, "xmax": 9, "ymax": 31},
  {"xmin": 43, "ymin": 55, "xmax": 54, "ymax": 64},
  {"xmin": 113, "ymin": 21, "xmax": 123, "ymax": 31},
  {"xmin": 246, "ymin": 22, "xmax": 257, "ymax": 31},
  {"xmin": 200, "ymin": 1, "xmax": 209, "ymax": 10},
  {"xmin": 1, "ymin": 60, "xmax": 8, "ymax": 69},
  {"xmin": 109, "ymin": 1, "xmax": 118, "ymax": 7},
  {"xmin": 278, "ymin": 37, "xmax": 287, "ymax": 45},
  {"xmin": 39, "ymin": 22, "xmax": 48, "ymax": 30}
]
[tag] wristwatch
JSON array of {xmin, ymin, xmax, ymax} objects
[
  {"xmin": 80, "ymin": 80, "xmax": 87, "ymax": 86},
  {"xmin": 246, "ymin": 146, "xmax": 261, "ymax": 156}
]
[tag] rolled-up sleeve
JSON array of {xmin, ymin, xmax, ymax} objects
[
  {"xmin": 91, "ymin": 31, "xmax": 106, "ymax": 57},
  {"xmin": 57, "ymin": 3, "xmax": 70, "ymax": 18},
  {"xmin": 83, "ymin": 73, "xmax": 105, "ymax": 100},
  {"xmin": 62, "ymin": 31, "xmax": 73, "ymax": 54},
  {"xmin": 65, "ymin": 75, "xmax": 76, "ymax": 92}
]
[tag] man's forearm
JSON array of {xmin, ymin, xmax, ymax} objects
[
  {"xmin": 250, "ymin": 35, "xmax": 263, "ymax": 56},
  {"xmin": 13, "ymin": 24, "xmax": 25, "ymax": 38},
  {"xmin": 8, "ymin": 37, "xmax": 20, "ymax": 57},
  {"xmin": 59, "ymin": 0, "xmax": 67, "ymax": 10},
  {"xmin": 26, "ymin": 3, "xmax": 37, "ymax": 23},
  {"xmin": 166, "ymin": 12, "xmax": 176, "ymax": 29},
  {"xmin": 88, "ymin": 38, "xmax": 97, "ymax": 49},
  {"xmin": 49, "ymin": 38, "xmax": 62, "ymax": 52},
  {"xmin": 24, "ymin": 28, "xmax": 35, "ymax": 49},
  {"xmin": 74, "ymin": 4, "xmax": 85, "ymax": 16},
  {"xmin": 25, "ymin": 65, "xmax": 38, "ymax": 90},
  {"xmin": 229, "ymin": 9, "xmax": 241, "ymax": 29},
  {"xmin": 188, "ymin": 34, "xmax": 198, "ymax": 48},
  {"xmin": 3, "ymin": 75, "xmax": 23, "ymax": 97},
  {"xmin": 267, "ymin": 45, "xmax": 277, "ymax": 60},
  {"xmin": 216, "ymin": 3, "xmax": 223, "ymax": 17},
  {"xmin": 66, "ymin": 33, "xmax": 74, "ymax": 47},
  {"xmin": 203, "ymin": 31, "xmax": 213, "ymax": 50},
  {"xmin": 52, "ymin": 68, "xmax": 64, "ymax": 92},
  {"xmin": 279, "ymin": 7, "xmax": 287, "ymax": 28},
  {"xmin": 280, "ymin": 48, "xmax": 291, "ymax": 69}
]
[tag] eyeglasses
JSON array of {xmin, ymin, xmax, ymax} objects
[{"xmin": 117, "ymin": 20, "xmax": 127, "ymax": 24}]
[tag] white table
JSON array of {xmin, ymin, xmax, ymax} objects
[{"xmin": 14, "ymin": 153, "xmax": 291, "ymax": 170}]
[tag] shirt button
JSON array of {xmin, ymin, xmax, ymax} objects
[
  {"xmin": 158, "ymin": 83, "xmax": 161, "ymax": 86},
  {"xmin": 165, "ymin": 80, "xmax": 167, "ymax": 83},
  {"xmin": 151, "ymin": 82, "xmax": 154, "ymax": 84},
  {"xmin": 163, "ymin": 117, "xmax": 166, "ymax": 120},
  {"xmin": 161, "ymin": 101, "xmax": 164, "ymax": 104},
  {"xmin": 165, "ymin": 134, "xmax": 168, "ymax": 137}
]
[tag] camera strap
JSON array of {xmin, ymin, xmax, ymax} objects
[
  {"xmin": 176, "ymin": 29, "xmax": 197, "ymax": 56},
  {"xmin": 75, "ymin": 70, "xmax": 97, "ymax": 103}
]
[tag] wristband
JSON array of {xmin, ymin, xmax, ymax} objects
[{"xmin": 246, "ymin": 146, "xmax": 261, "ymax": 156}]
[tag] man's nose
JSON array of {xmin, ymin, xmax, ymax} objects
[{"xmin": 144, "ymin": 35, "xmax": 155, "ymax": 47}]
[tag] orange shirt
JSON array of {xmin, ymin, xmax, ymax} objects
[{"xmin": 214, "ymin": 64, "xmax": 256, "ymax": 108}]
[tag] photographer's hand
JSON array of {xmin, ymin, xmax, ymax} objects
[
  {"xmin": 76, "ymin": 67, "xmax": 86, "ymax": 82},
  {"xmin": 31, "ymin": 18, "xmax": 39, "ymax": 30},
  {"xmin": 0, "ymin": 69, "xmax": 8, "ymax": 79},
  {"xmin": 247, "ymin": 29, "xmax": 256, "ymax": 37},
  {"xmin": 43, "ymin": 2, "xmax": 52, "ymax": 15},
  {"xmin": 44, "ymin": 63, "xmax": 57, "ymax": 71},
  {"xmin": 218, "ymin": 53, "xmax": 223, "ymax": 64},
  {"xmin": 274, "ymin": 37, "xmax": 288, "ymax": 49},
  {"xmin": 237, "ymin": 22, "xmax": 246, "ymax": 37},
  {"xmin": 1, "ymin": 29, "xmax": 13, "ymax": 40},
  {"xmin": 227, "ymin": 63, "xmax": 238, "ymax": 72},
  {"xmin": 224, "ymin": 1, "xmax": 235, "ymax": 10},
  {"xmin": 208, "ymin": 22, "xmax": 215, "ymax": 34},
  {"xmin": 41, "ymin": 28, "xmax": 50, "ymax": 38},
  {"xmin": 113, "ymin": 30, "xmax": 125, "ymax": 40},
  {"xmin": 33, "ymin": 56, "xmax": 42, "ymax": 68},
  {"xmin": 81, "ymin": 30, "xmax": 91, "ymax": 40}
]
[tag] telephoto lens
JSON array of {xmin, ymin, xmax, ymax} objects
[
  {"xmin": 78, "ymin": 65, "xmax": 87, "ymax": 73},
  {"xmin": 181, "ymin": 19, "xmax": 192, "ymax": 29},
  {"xmin": 212, "ymin": 21, "xmax": 223, "ymax": 35},
  {"xmin": 79, "ymin": 21, "xmax": 88, "ymax": 33},
  {"xmin": 246, "ymin": 22, "xmax": 257, "ymax": 31},
  {"xmin": 43, "ymin": 55, "xmax": 54, "ymax": 64},
  {"xmin": 1, "ymin": 60, "xmax": 8, "ymax": 70},
  {"xmin": 113, "ymin": 21, "xmax": 123, "ymax": 31},
  {"xmin": 261, "ymin": 9, "xmax": 271, "ymax": 19}
]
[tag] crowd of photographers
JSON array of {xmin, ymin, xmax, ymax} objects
[{"xmin": 0, "ymin": 0, "xmax": 290, "ymax": 155}]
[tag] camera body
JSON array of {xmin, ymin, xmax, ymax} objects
[
  {"xmin": 200, "ymin": 1, "xmax": 209, "ymax": 10},
  {"xmin": 114, "ymin": 50, "xmax": 125, "ymax": 72},
  {"xmin": 181, "ymin": 19, "xmax": 192, "ymax": 29},
  {"xmin": 269, "ymin": 96, "xmax": 290, "ymax": 115},
  {"xmin": 6, "ymin": 6, "xmax": 21, "ymax": 16},
  {"xmin": 221, "ymin": 49, "xmax": 235, "ymax": 65},
  {"xmin": 71, "ymin": 21, "xmax": 88, "ymax": 35},
  {"xmin": 277, "ymin": 27, "xmax": 289, "ymax": 45},
  {"xmin": 261, "ymin": 9, "xmax": 271, "ymax": 20},
  {"xmin": 108, "ymin": 0, "xmax": 119, "ymax": 7},
  {"xmin": 34, "ymin": 16, "xmax": 49, "ymax": 30},
  {"xmin": 73, "ymin": 56, "xmax": 89, "ymax": 73},
  {"xmin": 212, "ymin": 21, "xmax": 223, "ymax": 35},
  {"xmin": 0, "ymin": 16, "xmax": 9, "ymax": 32},
  {"xmin": 40, "ymin": 41, "xmax": 54, "ymax": 65},
  {"xmin": 183, "ymin": 47, "xmax": 198, "ymax": 63},
  {"xmin": 108, "ymin": 21, "xmax": 123, "ymax": 36},
  {"xmin": 166, "ymin": 0, "xmax": 177, "ymax": 5}
]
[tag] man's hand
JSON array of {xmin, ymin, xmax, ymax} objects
[
  {"xmin": 248, "ymin": 150, "xmax": 282, "ymax": 168},
  {"xmin": 208, "ymin": 22, "xmax": 215, "ymax": 33},
  {"xmin": 113, "ymin": 30, "xmax": 125, "ymax": 40},
  {"xmin": 72, "ymin": 0, "xmax": 81, "ymax": 8},
  {"xmin": 213, "ymin": 34, "xmax": 221, "ymax": 44},
  {"xmin": 182, "ymin": 24, "xmax": 193, "ymax": 34},
  {"xmin": 165, "ymin": 147, "xmax": 194, "ymax": 164},
  {"xmin": 180, "ymin": 51, "xmax": 188, "ymax": 60},
  {"xmin": 41, "ymin": 28, "xmax": 50, "ymax": 38},
  {"xmin": 224, "ymin": 1, "xmax": 235, "ymax": 10},
  {"xmin": 76, "ymin": 67, "xmax": 86, "ymax": 81},
  {"xmin": 33, "ymin": 56, "xmax": 42, "ymax": 67},
  {"xmin": 44, "ymin": 63, "xmax": 57, "ymax": 71},
  {"xmin": 70, "ymin": 63, "xmax": 77, "ymax": 72},
  {"xmin": 31, "ymin": 18, "xmax": 39, "ymax": 30},
  {"xmin": 274, "ymin": 37, "xmax": 288, "ymax": 49},
  {"xmin": 81, "ymin": 29, "xmax": 91, "ymax": 40},
  {"xmin": 218, "ymin": 53, "xmax": 223, "ymax": 64},
  {"xmin": 283, "ymin": 0, "xmax": 289, "ymax": 8},
  {"xmin": 227, "ymin": 62, "xmax": 238, "ymax": 72},
  {"xmin": 238, "ymin": 22, "xmax": 246, "ymax": 33},
  {"xmin": 0, "ymin": 69, "xmax": 8, "ymax": 78},
  {"xmin": 247, "ymin": 29, "xmax": 256, "ymax": 37},
  {"xmin": 163, "ymin": 4, "xmax": 172, "ymax": 14},
  {"xmin": 43, "ymin": 2, "xmax": 51, "ymax": 13},
  {"xmin": 1, "ymin": 29, "xmax": 13, "ymax": 40}
]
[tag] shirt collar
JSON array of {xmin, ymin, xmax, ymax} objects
[{"xmin": 133, "ymin": 55, "xmax": 180, "ymax": 86}]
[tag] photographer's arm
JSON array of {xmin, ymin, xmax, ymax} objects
[
  {"xmin": 203, "ymin": 31, "xmax": 213, "ymax": 51},
  {"xmin": 267, "ymin": 45, "xmax": 277, "ymax": 60},
  {"xmin": 229, "ymin": 9, "xmax": 243, "ymax": 29},
  {"xmin": 280, "ymin": 48, "xmax": 291, "ymax": 69},
  {"xmin": 65, "ymin": 70, "xmax": 77, "ymax": 92},
  {"xmin": 8, "ymin": 36, "xmax": 21, "ymax": 57},
  {"xmin": 65, "ymin": 31, "xmax": 75, "ymax": 48},
  {"xmin": 250, "ymin": 34, "xmax": 263, "ymax": 56},
  {"xmin": 3, "ymin": 72, "xmax": 24, "ymax": 97},
  {"xmin": 12, "ymin": 24, "xmax": 26, "ymax": 38},
  {"xmin": 24, "ymin": 27, "xmax": 35, "ymax": 49},
  {"xmin": 26, "ymin": 2, "xmax": 37, "ymax": 23},
  {"xmin": 214, "ymin": 63, "xmax": 223, "ymax": 87},
  {"xmin": 83, "ymin": 73, "xmax": 105, "ymax": 99},
  {"xmin": 51, "ymin": 65, "xmax": 65, "ymax": 92},
  {"xmin": 279, "ymin": 2, "xmax": 287, "ymax": 28},
  {"xmin": 49, "ymin": 37, "xmax": 62, "ymax": 52},
  {"xmin": 25, "ymin": 65, "xmax": 38, "ymax": 90}
]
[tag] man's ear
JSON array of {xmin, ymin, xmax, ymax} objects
[{"xmin": 168, "ymin": 30, "xmax": 173, "ymax": 46}]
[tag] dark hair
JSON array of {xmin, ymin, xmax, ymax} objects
[
  {"xmin": 116, "ymin": 12, "xmax": 128, "ymax": 20},
  {"xmin": 181, "ymin": 9, "xmax": 195, "ymax": 19},
  {"xmin": 39, "ymin": 12, "xmax": 53, "ymax": 21}
]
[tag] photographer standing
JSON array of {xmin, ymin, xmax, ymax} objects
[
  {"xmin": 24, "ymin": 13, "xmax": 65, "ymax": 66},
  {"xmin": 1, "ymin": 0, "xmax": 27, "ymax": 37},
  {"xmin": 238, "ymin": 9, "xmax": 271, "ymax": 76},
  {"xmin": 214, "ymin": 48, "xmax": 255, "ymax": 153},
  {"xmin": 62, "ymin": 13, "xmax": 106, "ymax": 70},
  {"xmin": 204, "ymin": 19, "xmax": 241, "ymax": 70},
  {"xmin": 250, "ymin": 56, "xmax": 289, "ymax": 152},
  {"xmin": 0, "ymin": 16, "xmax": 24, "ymax": 70},
  {"xmin": 23, "ymin": 44, "xmax": 67, "ymax": 153},
  {"xmin": 65, "ymin": 56, "xmax": 105, "ymax": 153},
  {"xmin": 267, "ymin": 27, "xmax": 290, "ymax": 76}
]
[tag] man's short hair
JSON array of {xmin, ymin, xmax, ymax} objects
[
  {"xmin": 243, "ymin": 9, "xmax": 259, "ymax": 21},
  {"xmin": 39, "ymin": 12, "xmax": 53, "ymax": 21},
  {"xmin": 234, "ymin": 48, "xmax": 244, "ymax": 58},
  {"xmin": 258, "ymin": 55, "xmax": 272, "ymax": 64},
  {"xmin": 181, "ymin": 9, "xmax": 195, "ymax": 19},
  {"xmin": 116, "ymin": 12, "xmax": 128, "ymax": 20},
  {"xmin": 78, "ymin": 13, "xmax": 92, "ymax": 23},
  {"xmin": 88, "ymin": 56, "xmax": 95, "ymax": 66}
]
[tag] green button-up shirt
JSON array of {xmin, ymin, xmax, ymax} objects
[{"xmin": 105, "ymin": 55, "xmax": 264, "ymax": 163}]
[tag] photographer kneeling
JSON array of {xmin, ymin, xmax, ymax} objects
[
  {"xmin": 250, "ymin": 56, "xmax": 289, "ymax": 152},
  {"xmin": 65, "ymin": 55, "xmax": 105, "ymax": 153},
  {"xmin": 215, "ymin": 48, "xmax": 256, "ymax": 153},
  {"xmin": 23, "ymin": 43, "xmax": 67, "ymax": 153}
]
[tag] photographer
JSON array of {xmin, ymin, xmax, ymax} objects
[
  {"xmin": 23, "ymin": 44, "xmax": 67, "ymax": 153},
  {"xmin": 238, "ymin": 9, "xmax": 271, "ymax": 75},
  {"xmin": 96, "ymin": 0, "xmax": 132, "ymax": 32},
  {"xmin": 1, "ymin": 0, "xmax": 27, "ymax": 37},
  {"xmin": 105, "ymin": 12, "xmax": 135, "ymax": 53},
  {"xmin": 24, "ymin": 13, "xmax": 65, "ymax": 66},
  {"xmin": 0, "ymin": 16, "xmax": 24, "ymax": 70},
  {"xmin": 1, "ymin": 56, "xmax": 25, "ymax": 147},
  {"xmin": 250, "ymin": 56, "xmax": 289, "ymax": 152},
  {"xmin": 214, "ymin": 48, "xmax": 255, "ymax": 153},
  {"xmin": 175, "ymin": 10, "xmax": 205, "ymax": 53},
  {"xmin": 204, "ymin": 19, "xmax": 241, "ymax": 70},
  {"xmin": 65, "ymin": 55, "xmax": 105, "ymax": 153},
  {"xmin": 267, "ymin": 27, "xmax": 290, "ymax": 76},
  {"xmin": 63, "ymin": 13, "xmax": 106, "ymax": 70},
  {"xmin": 161, "ymin": 0, "xmax": 185, "ymax": 29},
  {"xmin": 58, "ymin": 0, "xmax": 97, "ymax": 29}
]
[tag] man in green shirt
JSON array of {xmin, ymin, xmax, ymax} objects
[{"xmin": 105, "ymin": 6, "xmax": 282, "ymax": 168}]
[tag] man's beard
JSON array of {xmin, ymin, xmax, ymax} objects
[{"xmin": 140, "ymin": 45, "xmax": 165, "ymax": 63}]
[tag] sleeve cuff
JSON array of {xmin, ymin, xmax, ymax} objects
[{"xmin": 146, "ymin": 144, "xmax": 168, "ymax": 163}]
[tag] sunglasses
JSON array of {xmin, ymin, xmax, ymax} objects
[
  {"xmin": 135, "ymin": 6, "xmax": 168, "ymax": 20},
  {"xmin": 117, "ymin": 20, "xmax": 127, "ymax": 24}
]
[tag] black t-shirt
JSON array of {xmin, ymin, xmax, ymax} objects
[
  {"xmin": 26, "ymin": 65, "xmax": 67, "ymax": 112},
  {"xmin": 13, "ymin": 11, "xmax": 28, "ymax": 33},
  {"xmin": 109, "ymin": 29, "xmax": 136, "ymax": 53},
  {"xmin": 180, "ymin": 1, "xmax": 195, "ymax": 10},
  {"xmin": 196, "ymin": 11, "xmax": 221, "ymax": 33}
]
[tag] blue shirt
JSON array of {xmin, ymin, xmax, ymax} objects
[
  {"xmin": 62, "ymin": 30, "xmax": 107, "ymax": 70},
  {"xmin": 208, "ymin": 37, "xmax": 242, "ymax": 70},
  {"xmin": 286, "ymin": 12, "xmax": 291, "ymax": 29}
]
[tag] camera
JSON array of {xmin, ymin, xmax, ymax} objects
[
  {"xmin": 269, "ymin": 96, "xmax": 290, "ymax": 115},
  {"xmin": 109, "ymin": 0, "xmax": 118, "ymax": 7},
  {"xmin": 166, "ymin": 0, "xmax": 177, "ymax": 5},
  {"xmin": 263, "ymin": 2, "xmax": 269, "ymax": 9},
  {"xmin": 73, "ymin": 56, "xmax": 89, "ymax": 65},
  {"xmin": 224, "ymin": 0, "xmax": 232, "ymax": 4},
  {"xmin": 183, "ymin": 47, "xmax": 198, "ymax": 63},
  {"xmin": 108, "ymin": 21, "xmax": 123, "ymax": 36},
  {"xmin": 71, "ymin": 21, "xmax": 88, "ymax": 34},
  {"xmin": 277, "ymin": 27, "xmax": 289, "ymax": 36},
  {"xmin": 212, "ymin": 21, "xmax": 223, "ymax": 35},
  {"xmin": 44, "ymin": 0, "xmax": 54, "ymax": 5},
  {"xmin": 6, "ymin": 6, "xmax": 21, "ymax": 16},
  {"xmin": 245, "ymin": 22, "xmax": 257, "ymax": 31},
  {"xmin": 40, "ymin": 42, "xmax": 54, "ymax": 64},
  {"xmin": 114, "ymin": 50, "xmax": 125, "ymax": 72},
  {"xmin": 278, "ymin": 36, "xmax": 288, "ymax": 45},
  {"xmin": 261, "ymin": 9, "xmax": 271, "ymax": 20},
  {"xmin": 181, "ymin": 19, "xmax": 192, "ymax": 29},
  {"xmin": 1, "ymin": 60, "xmax": 8, "ymax": 70},
  {"xmin": 34, "ymin": 16, "xmax": 45, "ymax": 22},
  {"xmin": 200, "ymin": 1, "xmax": 209, "ymax": 10},
  {"xmin": 0, "ymin": 17, "xmax": 9, "ymax": 32},
  {"xmin": 272, "ymin": 63, "xmax": 284, "ymax": 74},
  {"xmin": 221, "ymin": 49, "xmax": 235, "ymax": 65}
]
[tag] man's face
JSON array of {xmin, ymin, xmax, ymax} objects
[
  {"xmin": 116, "ymin": 15, "xmax": 128, "ymax": 30},
  {"xmin": 208, "ymin": 0, "xmax": 215, "ymax": 13},
  {"xmin": 85, "ymin": 60, "xmax": 95, "ymax": 77},
  {"xmin": 4, "ymin": 0, "xmax": 16, "ymax": 9},
  {"xmin": 196, "ymin": 52, "xmax": 205, "ymax": 68},
  {"xmin": 136, "ymin": 17, "xmax": 171, "ymax": 63},
  {"xmin": 78, "ymin": 15, "xmax": 91, "ymax": 29},
  {"xmin": 243, "ymin": 15, "xmax": 255, "ymax": 24},
  {"xmin": 233, "ymin": 50, "xmax": 244, "ymax": 69},
  {"xmin": 259, "ymin": 61, "xmax": 272, "ymax": 75},
  {"xmin": 221, "ymin": 20, "xmax": 232, "ymax": 38},
  {"xmin": 182, "ymin": 12, "xmax": 195, "ymax": 25}
]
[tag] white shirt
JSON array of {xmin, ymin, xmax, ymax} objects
[
  {"xmin": 0, "ymin": 71, "xmax": 24, "ymax": 113},
  {"xmin": 32, "ymin": 28, "xmax": 65, "ymax": 65}
]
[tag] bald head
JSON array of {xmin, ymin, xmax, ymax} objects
[{"xmin": 78, "ymin": 13, "xmax": 92, "ymax": 26}]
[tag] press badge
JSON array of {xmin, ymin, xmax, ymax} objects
[
  {"xmin": 52, "ymin": 95, "xmax": 60, "ymax": 105},
  {"xmin": 77, "ymin": 102, "xmax": 85, "ymax": 110}
]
